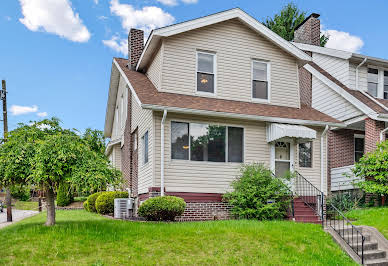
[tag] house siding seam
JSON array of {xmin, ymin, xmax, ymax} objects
[{"xmin": 121, "ymin": 88, "xmax": 132, "ymax": 190}]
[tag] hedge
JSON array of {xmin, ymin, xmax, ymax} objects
[
  {"xmin": 138, "ymin": 196, "xmax": 186, "ymax": 221},
  {"xmin": 86, "ymin": 192, "xmax": 104, "ymax": 213},
  {"xmin": 95, "ymin": 191, "xmax": 129, "ymax": 215}
]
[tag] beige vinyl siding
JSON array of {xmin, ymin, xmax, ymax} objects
[
  {"xmin": 131, "ymin": 95, "xmax": 154, "ymax": 194},
  {"xmin": 146, "ymin": 44, "xmax": 162, "ymax": 90},
  {"xmin": 294, "ymin": 127, "xmax": 328, "ymax": 194},
  {"xmin": 349, "ymin": 62, "xmax": 367, "ymax": 91},
  {"xmin": 153, "ymin": 112, "xmax": 271, "ymax": 194},
  {"xmin": 161, "ymin": 19, "xmax": 300, "ymax": 108},
  {"xmin": 313, "ymin": 53, "xmax": 349, "ymax": 86},
  {"xmin": 111, "ymin": 76, "xmax": 128, "ymax": 140},
  {"xmin": 107, "ymin": 144, "xmax": 122, "ymax": 171},
  {"xmin": 312, "ymin": 76, "xmax": 363, "ymax": 121}
]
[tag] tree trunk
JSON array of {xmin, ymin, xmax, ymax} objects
[
  {"xmin": 5, "ymin": 187, "xmax": 12, "ymax": 222},
  {"xmin": 45, "ymin": 187, "xmax": 56, "ymax": 226}
]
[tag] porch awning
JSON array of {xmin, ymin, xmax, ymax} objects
[{"xmin": 266, "ymin": 123, "xmax": 317, "ymax": 143}]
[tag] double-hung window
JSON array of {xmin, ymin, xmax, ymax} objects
[
  {"xmin": 354, "ymin": 135, "xmax": 364, "ymax": 163},
  {"xmin": 197, "ymin": 52, "xmax": 215, "ymax": 94},
  {"xmin": 299, "ymin": 142, "xmax": 312, "ymax": 168},
  {"xmin": 252, "ymin": 60, "xmax": 270, "ymax": 101},
  {"xmin": 367, "ymin": 68, "xmax": 379, "ymax": 97},
  {"xmin": 384, "ymin": 71, "xmax": 388, "ymax": 99},
  {"xmin": 142, "ymin": 131, "xmax": 149, "ymax": 164},
  {"xmin": 171, "ymin": 122, "xmax": 244, "ymax": 163}
]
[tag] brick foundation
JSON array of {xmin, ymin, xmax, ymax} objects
[{"xmin": 176, "ymin": 202, "xmax": 232, "ymax": 221}]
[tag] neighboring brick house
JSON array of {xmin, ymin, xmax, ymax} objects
[
  {"xmin": 292, "ymin": 14, "xmax": 388, "ymax": 193},
  {"xmin": 104, "ymin": 8, "xmax": 343, "ymax": 220}
]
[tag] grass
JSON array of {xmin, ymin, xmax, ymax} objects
[
  {"xmin": 13, "ymin": 200, "xmax": 39, "ymax": 211},
  {"xmin": 346, "ymin": 207, "xmax": 388, "ymax": 238},
  {"xmin": 0, "ymin": 210, "xmax": 355, "ymax": 266}
]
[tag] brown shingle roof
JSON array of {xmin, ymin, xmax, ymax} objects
[
  {"xmin": 115, "ymin": 58, "xmax": 341, "ymax": 125},
  {"xmin": 308, "ymin": 62, "xmax": 388, "ymax": 114}
]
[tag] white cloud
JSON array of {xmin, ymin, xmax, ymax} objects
[
  {"xmin": 323, "ymin": 29, "xmax": 364, "ymax": 53},
  {"xmin": 19, "ymin": 0, "xmax": 91, "ymax": 43},
  {"xmin": 181, "ymin": 0, "xmax": 198, "ymax": 3},
  {"xmin": 93, "ymin": 0, "xmax": 99, "ymax": 4},
  {"xmin": 157, "ymin": 0, "xmax": 178, "ymax": 6},
  {"xmin": 10, "ymin": 105, "xmax": 38, "ymax": 116},
  {"xmin": 98, "ymin": 15, "xmax": 108, "ymax": 20},
  {"xmin": 4, "ymin": 16, "xmax": 11, "ymax": 21},
  {"xmin": 109, "ymin": 0, "xmax": 175, "ymax": 35},
  {"xmin": 102, "ymin": 35, "xmax": 128, "ymax": 55},
  {"xmin": 37, "ymin": 112, "xmax": 48, "ymax": 117}
]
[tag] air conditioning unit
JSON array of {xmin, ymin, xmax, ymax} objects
[{"xmin": 114, "ymin": 198, "xmax": 134, "ymax": 219}]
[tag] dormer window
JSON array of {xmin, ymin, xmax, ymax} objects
[
  {"xmin": 252, "ymin": 60, "xmax": 270, "ymax": 101},
  {"xmin": 367, "ymin": 68, "xmax": 378, "ymax": 97},
  {"xmin": 197, "ymin": 52, "xmax": 215, "ymax": 94}
]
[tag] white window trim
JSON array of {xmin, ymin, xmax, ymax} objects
[
  {"xmin": 251, "ymin": 59, "xmax": 271, "ymax": 103},
  {"xmin": 170, "ymin": 120, "xmax": 245, "ymax": 164},
  {"xmin": 142, "ymin": 131, "xmax": 149, "ymax": 165},
  {"xmin": 270, "ymin": 140, "xmax": 294, "ymax": 174},
  {"xmin": 196, "ymin": 51, "xmax": 217, "ymax": 96},
  {"xmin": 354, "ymin": 134, "xmax": 365, "ymax": 163}
]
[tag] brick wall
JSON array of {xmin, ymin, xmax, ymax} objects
[
  {"xmin": 294, "ymin": 14, "xmax": 320, "ymax": 46},
  {"xmin": 131, "ymin": 130, "xmax": 138, "ymax": 197},
  {"xmin": 364, "ymin": 118, "xmax": 385, "ymax": 154},
  {"xmin": 176, "ymin": 202, "xmax": 231, "ymax": 221},
  {"xmin": 128, "ymin": 29, "xmax": 144, "ymax": 69},
  {"xmin": 299, "ymin": 63, "xmax": 312, "ymax": 107}
]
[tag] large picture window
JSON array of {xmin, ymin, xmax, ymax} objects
[
  {"xmin": 197, "ymin": 52, "xmax": 215, "ymax": 93},
  {"xmin": 252, "ymin": 60, "xmax": 270, "ymax": 100},
  {"xmin": 299, "ymin": 142, "xmax": 312, "ymax": 168},
  {"xmin": 171, "ymin": 122, "xmax": 243, "ymax": 163}
]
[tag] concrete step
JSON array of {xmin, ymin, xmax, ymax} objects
[
  {"xmin": 328, "ymin": 226, "xmax": 363, "ymax": 235},
  {"xmin": 351, "ymin": 241, "xmax": 379, "ymax": 251},
  {"xmin": 342, "ymin": 234, "xmax": 371, "ymax": 242},
  {"xmin": 364, "ymin": 250, "xmax": 387, "ymax": 261},
  {"xmin": 365, "ymin": 258, "xmax": 388, "ymax": 266}
]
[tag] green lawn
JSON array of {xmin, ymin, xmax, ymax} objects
[
  {"xmin": 346, "ymin": 207, "xmax": 388, "ymax": 238},
  {"xmin": 0, "ymin": 211, "xmax": 354, "ymax": 265},
  {"xmin": 13, "ymin": 200, "xmax": 39, "ymax": 210}
]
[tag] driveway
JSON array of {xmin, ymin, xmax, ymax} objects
[{"xmin": 0, "ymin": 209, "xmax": 38, "ymax": 229}]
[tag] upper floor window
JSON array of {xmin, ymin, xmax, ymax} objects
[
  {"xmin": 384, "ymin": 71, "xmax": 388, "ymax": 99},
  {"xmin": 252, "ymin": 60, "xmax": 270, "ymax": 101},
  {"xmin": 197, "ymin": 52, "xmax": 215, "ymax": 94},
  {"xmin": 367, "ymin": 68, "xmax": 378, "ymax": 97}
]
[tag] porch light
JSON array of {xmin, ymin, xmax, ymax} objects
[{"xmin": 183, "ymin": 146, "xmax": 189, "ymax": 150}]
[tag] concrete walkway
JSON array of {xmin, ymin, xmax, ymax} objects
[{"xmin": 0, "ymin": 209, "xmax": 39, "ymax": 229}]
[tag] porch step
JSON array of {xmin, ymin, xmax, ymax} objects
[
  {"xmin": 364, "ymin": 250, "xmax": 387, "ymax": 261},
  {"xmin": 365, "ymin": 258, "xmax": 388, "ymax": 266},
  {"xmin": 342, "ymin": 233, "xmax": 371, "ymax": 242},
  {"xmin": 351, "ymin": 241, "xmax": 379, "ymax": 251}
]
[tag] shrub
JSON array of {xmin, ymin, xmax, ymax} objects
[
  {"xmin": 327, "ymin": 190, "xmax": 364, "ymax": 212},
  {"xmin": 56, "ymin": 182, "xmax": 74, "ymax": 207},
  {"xmin": 138, "ymin": 196, "xmax": 186, "ymax": 221},
  {"xmin": 86, "ymin": 192, "xmax": 104, "ymax": 213},
  {"xmin": 223, "ymin": 163, "xmax": 292, "ymax": 220},
  {"xmin": 11, "ymin": 185, "xmax": 30, "ymax": 201},
  {"xmin": 83, "ymin": 200, "xmax": 89, "ymax": 211},
  {"xmin": 95, "ymin": 191, "xmax": 129, "ymax": 215}
]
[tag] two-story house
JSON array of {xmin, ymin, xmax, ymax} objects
[
  {"xmin": 291, "ymin": 14, "xmax": 388, "ymax": 194},
  {"xmin": 104, "ymin": 8, "xmax": 343, "ymax": 221}
]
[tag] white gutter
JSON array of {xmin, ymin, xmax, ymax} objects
[
  {"xmin": 380, "ymin": 126, "xmax": 388, "ymax": 142},
  {"xmin": 321, "ymin": 125, "xmax": 329, "ymax": 193},
  {"xmin": 160, "ymin": 109, "xmax": 168, "ymax": 197},
  {"xmin": 356, "ymin": 58, "xmax": 367, "ymax": 91}
]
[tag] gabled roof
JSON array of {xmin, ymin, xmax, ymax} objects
[
  {"xmin": 136, "ymin": 8, "xmax": 312, "ymax": 71},
  {"xmin": 104, "ymin": 58, "xmax": 342, "ymax": 137},
  {"xmin": 304, "ymin": 62, "xmax": 388, "ymax": 120}
]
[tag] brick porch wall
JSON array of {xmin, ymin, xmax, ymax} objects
[{"xmin": 364, "ymin": 118, "xmax": 385, "ymax": 154}]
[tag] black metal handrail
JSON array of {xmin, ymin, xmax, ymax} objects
[
  {"xmin": 271, "ymin": 172, "xmax": 295, "ymax": 220},
  {"xmin": 325, "ymin": 204, "xmax": 365, "ymax": 264},
  {"xmin": 293, "ymin": 171, "xmax": 324, "ymax": 226}
]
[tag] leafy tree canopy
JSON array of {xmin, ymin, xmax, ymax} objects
[{"xmin": 263, "ymin": 3, "xmax": 329, "ymax": 47}]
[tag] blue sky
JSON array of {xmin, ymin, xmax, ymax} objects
[{"xmin": 0, "ymin": 0, "xmax": 387, "ymax": 135}]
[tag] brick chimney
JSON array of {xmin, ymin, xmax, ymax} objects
[
  {"xmin": 128, "ymin": 28, "xmax": 144, "ymax": 69},
  {"xmin": 294, "ymin": 13, "xmax": 320, "ymax": 46}
]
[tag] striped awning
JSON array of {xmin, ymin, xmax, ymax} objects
[{"xmin": 266, "ymin": 123, "xmax": 317, "ymax": 143}]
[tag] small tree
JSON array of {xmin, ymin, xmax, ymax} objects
[
  {"xmin": 353, "ymin": 141, "xmax": 388, "ymax": 203},
  {"xmin": 263, "ymin": 3, "xmax": 329, "ymax": 47}
]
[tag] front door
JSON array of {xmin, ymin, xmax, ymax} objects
[{"xmin": 274, "ymin": 141, "xmax": 293, "ymax": 177}]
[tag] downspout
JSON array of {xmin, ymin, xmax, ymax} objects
[
  {"xmin": 380, "ymin": 126, "xmax": 388, "ymax": 142},
  {"xmin": 321, "ymin": 125, "xmax": 329, "ymax": 193},
  {"xmin": 160, "ymin": 109, "xmax": 167, "ymax": 197},
  {"xmin": 356, "ymin": 58, "xmax": 367, "ymax": 91}
]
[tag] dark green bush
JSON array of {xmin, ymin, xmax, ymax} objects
[
  {"xmin": 11, "ymin": 185, "xmax": 30, "ymax": 201},
  {"xmin": 138, "ymin": 196, "xmax": 186, "ymax": 221},
  {"xmin": 327, "ymin": 190, "xmax": 364, "ymax": 211},
  {"xmin": 86, "ymin": 192, "xmax": 104, "ymax": 212},
  {"xmin": 223, "ymin": 163, "xmax": 292, "ymax": 220},
  {"xmin": 83, "ymin": 200, "xmax": 89, "ymax": 211},
  {"xmin": 56, "ymin": 182, "xmax": 74, "ymax": 207},
  {"xmin": 95, "ymin": 191, "xmax": 129, "ymax": 215}
]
